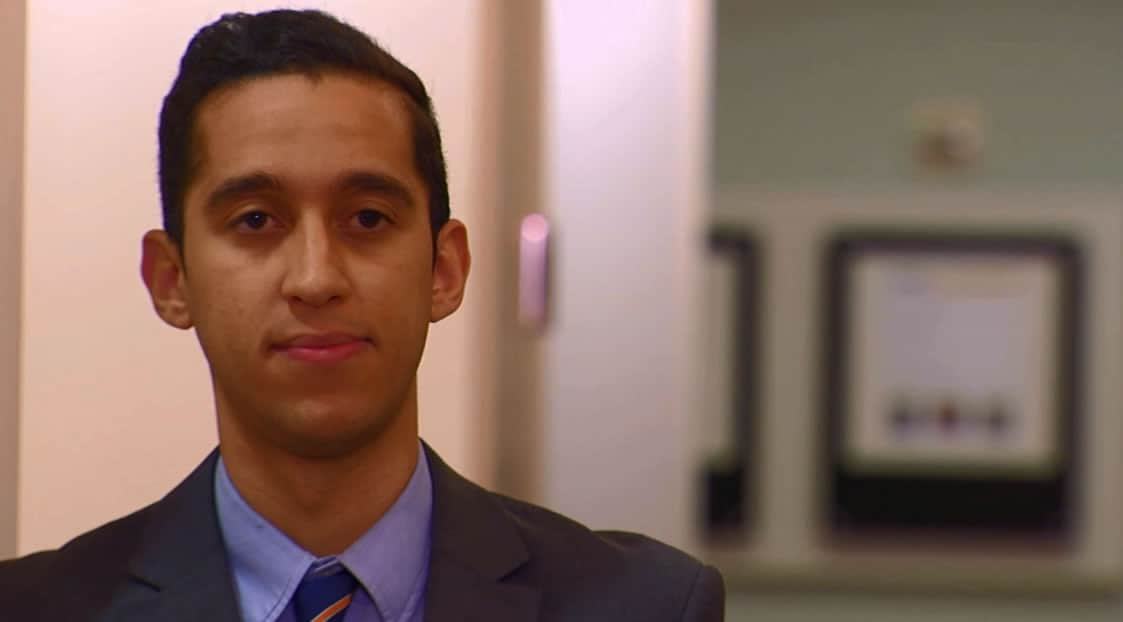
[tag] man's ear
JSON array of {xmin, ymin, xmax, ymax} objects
[
  {"xmin": 140, "ymin": 229, "xmax": 194, "ymax": 329},
  {"xmin": 431, "ymin": 219, "xmax": 471, "ymax": 323}
]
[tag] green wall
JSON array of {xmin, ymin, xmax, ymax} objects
[{"xmin": 714, "ymin": 1, "xmax": 1123, "ymax": 191}]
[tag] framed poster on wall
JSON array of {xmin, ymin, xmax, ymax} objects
[
  {"xmin": 823, "ymin": 232, "xmax": 1083, "ymax": 544},
  {"xmin": 700, "ymin": 227, "xmax": 759, "ymax": 543}
]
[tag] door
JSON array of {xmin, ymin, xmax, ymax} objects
[{"xmin": 492, "ymin": 0, "xmax": 715, "ymax": 552}]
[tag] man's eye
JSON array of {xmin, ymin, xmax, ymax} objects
[
  {"xmin": 234, "ymin": 211, "xmax": 272, "ymax": 230},
  {"xmin": 355, "ymin": 209, "xmax": 386, "ymax": 229}
]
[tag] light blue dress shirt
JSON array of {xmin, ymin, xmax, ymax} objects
[{"xmin": 214, "ymin": 443, "xmax": 433, "ymax": 622}]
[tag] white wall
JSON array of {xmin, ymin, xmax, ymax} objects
[{"xmin": 19, "ymin": 0, "xmax": 496, "ymax": 554}]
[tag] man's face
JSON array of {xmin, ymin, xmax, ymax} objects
[{"xmin": 142, "ymin": 72, "xmax": 467, "ymax": 458}]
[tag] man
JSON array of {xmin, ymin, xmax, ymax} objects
[{"xmin": 0, "ymin": 9, "xmax": 724, "ymax": 621}]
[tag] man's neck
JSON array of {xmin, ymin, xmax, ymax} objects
[{"xmin": 216, "ymin": 402, "xmax": 420, "ymax": 557}]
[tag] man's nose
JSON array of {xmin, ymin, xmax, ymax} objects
[{"xmin": 279, "ymin": 218, "xmax": 349, "ymax": 307}]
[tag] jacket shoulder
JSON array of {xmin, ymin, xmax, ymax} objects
[
  {"xmin": 0, "ymin": 549, "xmax": 55, "ymax": 608},
  {"xmin": 0, "ymin": 503, "xmax": 154, "ymax": 610},
  {"xmin": 494, "ymin": 494, "xmax": 725, "ymax": 621}
]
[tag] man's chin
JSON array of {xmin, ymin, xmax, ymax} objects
[
  {"xmin": 272, "ymin": 427, "xmax": 382, "ymax": 460},
  {"xmin": 271, "ymin": 406, "xmax": 402, "ymax": 460},
  {"xmin": 214, "ymin": 383, "xmax": 415, "ymax": 460}
]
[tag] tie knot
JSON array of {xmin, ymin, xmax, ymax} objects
[{"xmin": 293, "ymin": 567, "xmax": 359, "ymax": 622}]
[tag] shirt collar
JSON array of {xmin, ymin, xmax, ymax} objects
[
  {"xmin": 215, "ymin": 442, "xmax": 433, "ymax": 622},
  {"xmin": 340, "ymin": 444, "xmax": 432, "ymax": 620}
]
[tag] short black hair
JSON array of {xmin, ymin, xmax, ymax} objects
[{"xmin": 158, "ymin": 9, "xmax": 449, "ymax": 249}]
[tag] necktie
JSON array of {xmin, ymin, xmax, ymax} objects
[{"xmin": 292, "ymin": 567, "xmax": 359, "ymax": 622}]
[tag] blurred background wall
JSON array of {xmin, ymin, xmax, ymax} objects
[
  {"xmin": 0, "ymin": 0, "xmax": 26, "ymax": 562},
  {"xmin": 715, "ymin": 2, "xmax": 1123, "ymax": 620}
]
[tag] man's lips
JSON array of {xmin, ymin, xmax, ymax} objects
[{"xmin": 272, "ymin": 333, "xmax": 370, "ymax": 363}]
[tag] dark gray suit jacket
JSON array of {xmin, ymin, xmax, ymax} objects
[{"xmin": 0, "ymin": 445, "xmax": 724, "ymax": 621}]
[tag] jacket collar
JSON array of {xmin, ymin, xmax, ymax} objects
[
  {"xmin": 103, "ymin": 443, "xmax": 540, "ymax": 622},
  {"xmin": 101, "ymin": 449, "xmax": 242, "ymax": 622},
  {"xmin": 422, "ymin": 443, "xmax": 540, "ymax": 621}
]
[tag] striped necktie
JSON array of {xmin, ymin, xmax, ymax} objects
[{"xmin": 293, "ymin": 568, "xmax": 359, "ymax": 622}]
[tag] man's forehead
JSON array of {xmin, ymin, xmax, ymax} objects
[
  {"xmin": 186, "ymin": 72, "xmax": 418, "ymax": 190},
  {"xmin": 193, "ymin": 71, "xmax": 411, "ymax": 134}
]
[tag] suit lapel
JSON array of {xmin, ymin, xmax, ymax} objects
[
  {"xmin": 94, "ymin": 444, "xmax": 540, "ymax": 621},
  {"xmin": 423, "ymin": 444, "xmax": 540, "ymax": 622},
  {"xmin": 97, "ymin": 450, "xmax": 241, "ymax": 622}
]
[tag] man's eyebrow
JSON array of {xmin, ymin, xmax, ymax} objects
[
  {"xmin": 203, "ymin": 172, "xmax": 282, "ymax": 211},
  {"xmin": 338, "ymin": 171, "xmax": 415, "ymax": 208}
]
